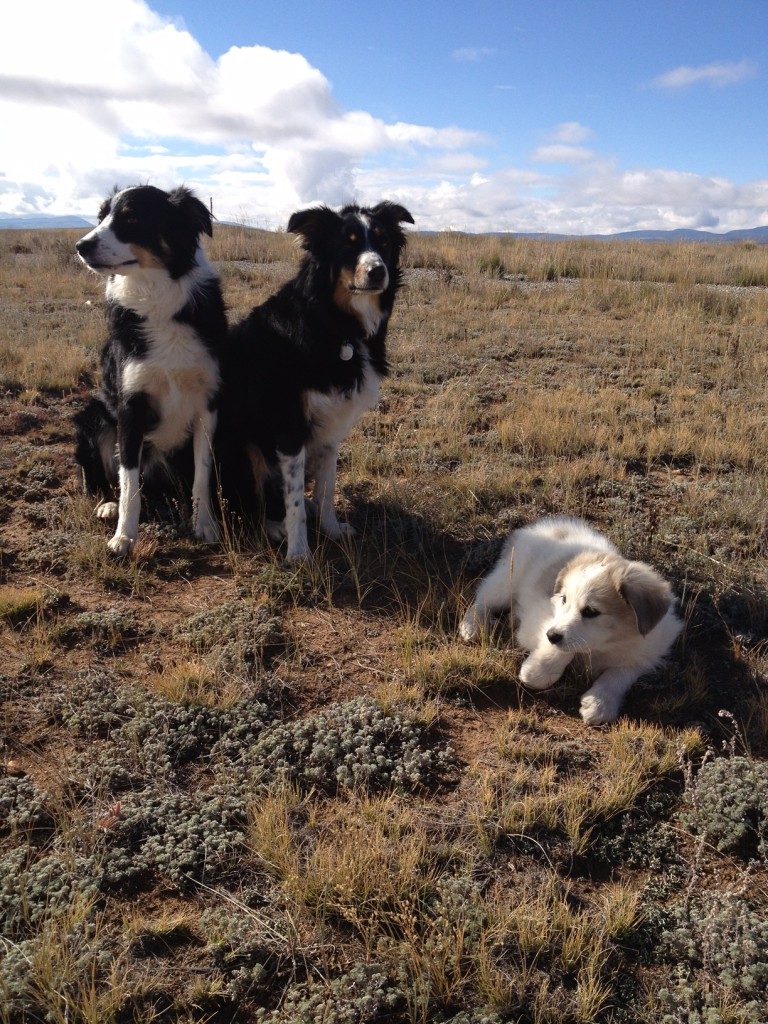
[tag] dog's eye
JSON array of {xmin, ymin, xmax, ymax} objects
[{"xmin": 582, "ymin": 606, "xmax": 601, "ymax": 619}]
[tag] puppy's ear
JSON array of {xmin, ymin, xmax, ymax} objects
[
  {"xmin": 168, "ymin": 186, "xmax": 214, "ymax": 237},
  {"xmin": 368, "ymin": 201, "xmax": 415, "ymax": 226},
  {"xmin": 553, "ymin": 565, "xmax": 568, "ymax": 597},
  {"xmin": 287, "ymin": 205, "xmax": 342, "ymax": 252},
  {"xmin": 615, "ymin": 561, "xmax": 672, "ymax": 636}
]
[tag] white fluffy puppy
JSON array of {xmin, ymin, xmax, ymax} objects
[{"xmin": 460, "ymin": 516, "xmax": 683, "ymax": 725}]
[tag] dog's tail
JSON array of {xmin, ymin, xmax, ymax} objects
[{"xmin": 73, "ymin": 397, "xmax": 118, "ymax": 497}]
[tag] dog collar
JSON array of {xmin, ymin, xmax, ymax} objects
[{"xmin": 340, "ymin": 342, "xmax": 354, "ymax": 361}]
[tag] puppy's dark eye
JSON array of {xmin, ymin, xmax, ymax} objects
[
  {"xmin": 582, "ymin": 606, "xmax": 601, "ymax": 619},
  {"xmin": 558, "ymin": 594, "xmax": 566, "ymax": 605}
]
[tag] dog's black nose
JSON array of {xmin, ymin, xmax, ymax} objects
[
  {"xmin": 76, "ymin": 236, "xmax": 97, "ymax": 256},
  {"xmin": 546, "ymin": 629, "xmax": 563, "ymax": 646},
  {"xmin": 366, "ymin": 263, "xmax": 387, "ymax": 285}
]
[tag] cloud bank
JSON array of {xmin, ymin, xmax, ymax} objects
[{"xmin": 0, "ymin": 0, "xmax": 766, "ymax": 234}]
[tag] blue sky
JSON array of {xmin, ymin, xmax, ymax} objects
[{"xmin": 1, "ymin": 0, "xmax": 766, "ymax": 233}]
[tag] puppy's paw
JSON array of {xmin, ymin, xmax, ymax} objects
[
  {"xmin": 96, "ymin": 501, "xmax": 118, "ymax": 521},
  {"xmin": 459, "ymin": 611, "xmax": 482, "ymax": 642},
  {"xmin": 107, "ymin": 533, "xmax": 133, "ymax": 557},
  {"xmin": 579, "ymin": 693, "xmax": 620, "ymax": 726},
  {"xmin": 519, "ymin": 657, "xmax": 561, "ymax": 691}
]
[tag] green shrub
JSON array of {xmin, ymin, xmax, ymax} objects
[
  {"xmin": 242, "ymin": 697, "xmax": 457, "ymax": 794},
  {"xmin": 255, "ymin": 963, "xmax": 404, "ymax": 1023},
  {"xmin": 658, "ymin": 890, "xmax": 768, "ymax": 1023},
  {"xmin": 0, "ymin": 776, "xmax": 53, "ymax": 834},
  {"xmin": 681, "ymin": 754, "xmax": 768, "ymax": 859}
]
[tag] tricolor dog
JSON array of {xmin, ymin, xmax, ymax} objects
[
  {"xmin": 217, "ymin": 201, "xmax": 414, "ymax": 562},
  {"xmin": 74, "ymin": 185, "xmax": 227, "ymax": 555}
]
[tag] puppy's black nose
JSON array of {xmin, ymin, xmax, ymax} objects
[
  {"xmin": 366, "ymin": 263, "xmax": 387, "ymax": 285},
  {"xmin": 546, "ymin": 629, "xmax": 563, "ymax": 646},
  {"xmin": 76, "ymin": 237, "xmax": 97, "ymax": 256}
]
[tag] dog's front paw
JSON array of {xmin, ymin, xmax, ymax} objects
[
  {"xmin": 519, "ymin": 656, "xmax": 561, "ymax": 691},
  {"xmin": 96, "ymin": 501, "xmax": 118, "ymax": 521},
  {"xmin": 580, "ymin": 692, "xmax": 620, "ymax": 726},
  {"xmin": 459, "ymin": 610, "xmax": 482, "ymax": 642},
  {"xmin": 266, "ymin": 519, "xmax": 287, "ymax": 543},
  {"xmin": 285, "ymin": 543, "xmax": 313, "ymax": 565},
  {"xmin": 193, "ymin": 515, "xmax": 220, "ymax": 546},
  {"xmin": 107, "ymin": 533, "xmax": 134, "ymax": 557},
  {"xmin": 323, "ymin": 520, "xmax": 356, "ymax": 542}
]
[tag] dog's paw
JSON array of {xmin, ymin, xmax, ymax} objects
[
  {"xmin": 95, "ymin": 501, "xmax": 118, "ymax": 521},
  {"xmin": 519, "ymin": 657, "xmax": 561, "ymax": 690},
  {"xmin": 107, "ymin": 533, "xmax": 133, "ymax": 557},
  {"xmin": 284, "ymin": 544, "xmax": 313, "ymax": 566},
  {"xmin": 579, "ymin": 693, "xmax": 620, "ymax": 726},
  {"xmin": 266, "ymin": 519, "xmax": 287, "ymax": 543},
  {"xmin": 193, "ymin": 513, "xmax": 220, "ymax": 546},
  {"xmin": 459, "ymin": 613, "xmax": 482, "ymax": 642},
  {"xmin": 323, "ymin": 520, "xmax": 356, "ymax": 542}
]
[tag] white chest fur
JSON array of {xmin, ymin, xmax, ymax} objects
[
  {"xmin": 122, "ymin": 322, "xmax": 220, "ymax": 453},
  {"xmin": 111, "ymin": 258, "xmax": 220, "ymax": 453},
  {"xmin": 305, "ymin": 351, "xmax": 382, "ymax": 452}
]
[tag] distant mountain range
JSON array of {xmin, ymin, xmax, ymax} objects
[
  {"xmin": 0, "ymin": 213, "xmax": 93, "ymax": 230},
  {"xmin": 1, "ymin": 213, "xmax": 767, "ymax": 243},
  {"xmin": 496, "ymin": 226, "xmax": 768, "ymax": 244}
]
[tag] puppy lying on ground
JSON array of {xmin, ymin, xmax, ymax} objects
[{"xmin": 460, "ymin": 516, "xmax": 683, "ymax": 724}]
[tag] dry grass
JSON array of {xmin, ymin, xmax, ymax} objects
[{"xmin": 1, "ymin": 223, "xmax": 767, "ymax": 1023}]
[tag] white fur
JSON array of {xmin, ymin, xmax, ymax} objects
[
  {"xmin": 460, "ymin": 516, "xmax": 683, "ymax": 725},
  {"xmin": 349, "ymin": 292, "xmax": 387, "ymax": 337},
  {"xmin": 280, "ymin": 347, "xmax": 382, "ymax": 564},
  {"xmin": 79, "ymin": 203, "xmax": 220, "ymax": 554},
  {"xmin": 109, "ymin": 268, "xmax": 219, "ymax": 555},
  {"xmin": 76, "ymin": 204, "xmax": 137, "ymax": 271}
]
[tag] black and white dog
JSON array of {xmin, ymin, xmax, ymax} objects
[
  {"xmin": 74, "ymin": 185, "xmax": 227, "ymax": 555},
  {"xmin": 217, "ymin": 201, "xmax": 414, "ymax": 562}
]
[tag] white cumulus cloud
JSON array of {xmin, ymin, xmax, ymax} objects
[
  {"xmin": 0, "ymin": 1, "xmax": 765, "ymax": 235},
  {"xmin": 0, "ymin": 0, "xmax": 485, "ymax": 224},
  {"xmin": 649, "ymin": 58, "xmax": 758, "ymax": 89}
]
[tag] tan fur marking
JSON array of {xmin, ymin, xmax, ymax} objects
[
  {"xmin": 246, "ymin": 444, "xmax": 268, "ymax": 490},
  {"xmin": 555, "ymin": 552, "xmax": 645, "ymax": 632},
  {"xmin": 333, "ymin": 271, "xmax": 356, "ymax": 314},
  {"xmin": 130, "ymin": 244, "xmax": 165, "ymax": 270}
]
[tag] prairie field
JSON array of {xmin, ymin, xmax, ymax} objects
[{"xmin": 1, "ymin": 224, "xmax": 767, "ymax": 1024}]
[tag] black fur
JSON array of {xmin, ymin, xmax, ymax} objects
[
  {"xmin": 216, "ymin": 200, "xmax": 413, "ymax": 550},
  {"xmin": 77, "ymin": 185, "xmax": 214, "ymax": 280},
  {"xmin": 73, "ymin": 185, "xmax": 227, "ymax": 548}
]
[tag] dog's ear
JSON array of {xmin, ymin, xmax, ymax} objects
[
  {"xmin": 368, "ymin": 201, "xmax": 415, "ymax": 227},
  {"xmin": 614, "ymin": 561, "xmax": 672, "ymax": 636},
  {"xmin": 168, "ymin": 186, "xmax": 213, "ymax": 238},
  {"xmin": 287, "ymin": 205, "xmax": 342, "ymax": 252},
  {"xmin": 553, "ymin": 565, "xmax": 568, "ymax": 598}
]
